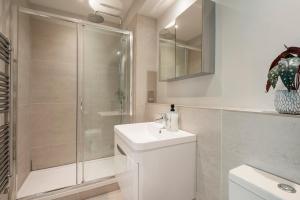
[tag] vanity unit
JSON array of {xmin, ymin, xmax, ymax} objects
[{"xmin": 114, "ymin": 122, "xmax": 196, "ymax": 200}]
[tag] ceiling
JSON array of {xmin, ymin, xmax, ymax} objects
[
  {"xmin": 28, "ymin": 0, "xmax": 135, "ymax": 21},
  {"xmin": 138, "ymin": 0, "xmax": 177, "ymax": 18},
  {"xmin": 26, "ymin": 0, "xmax": 178, "ymax": 25}
]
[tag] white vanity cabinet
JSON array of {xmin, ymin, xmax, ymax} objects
[{"xmin": 114, "ymin": 122, "xmax": 196, "ymax": 200}]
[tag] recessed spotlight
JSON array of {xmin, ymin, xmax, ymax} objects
[{"xmin": 165, "ymin": 20, "xmax": 176, "ymax": 29}]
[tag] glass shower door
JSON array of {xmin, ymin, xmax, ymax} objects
[
  {"xmin": 16, "ymin": 12, "xmax": 79, "ymax": 198},
  {"xmin": 80, "ymin": 25, "xmax": 131, "ymax": 183}
]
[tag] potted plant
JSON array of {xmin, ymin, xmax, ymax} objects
[{"xmin": 266, "ymin": 46, "xmax": 300, "ymax": 114}]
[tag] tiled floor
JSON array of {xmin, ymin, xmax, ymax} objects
[{"xmin": 87, "ymin": 190, "xmax": 123, "ymax": 200}]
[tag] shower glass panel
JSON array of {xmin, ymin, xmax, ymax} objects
[
  {"xmin": 16, "ymin": 13, "xmax": 78, "ymax": 198},
  {"xmin": 81, "ymin": 25, "xmax": 131, "ymax": 182},
  {"xmin": 17, "ymin": 8, "xmax": 132, "ymax": 199}
]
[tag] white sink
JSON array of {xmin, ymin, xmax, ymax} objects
[
  {"xmin": 114, "ymin": 122, "xmax": 196, "ymax": 200},
  {"xmin": 114, "ymin": 122, "xmax": 196, "ymax": 151}
]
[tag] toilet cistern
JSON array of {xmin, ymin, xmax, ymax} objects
[{"xmin": 229, "ymin": 165, "xmax": 300, "ymax": 200}]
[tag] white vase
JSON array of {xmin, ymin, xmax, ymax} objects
[{"xmin": 274, "ymin": 90, "xmax": 300, "ymax": 114}]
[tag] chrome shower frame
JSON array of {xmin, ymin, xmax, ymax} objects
[{"xmin": 12, "ymin": 6, "xmax": 133, "ymax": 200}]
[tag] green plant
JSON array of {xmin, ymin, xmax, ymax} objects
[{"xmin": 266, "ymin": 46, "xmax": 300, "ymax": 92}]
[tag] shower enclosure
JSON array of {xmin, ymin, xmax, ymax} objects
[{"xmin": 15, "ymin": 7, "xmax": 133, "ymax": 199}]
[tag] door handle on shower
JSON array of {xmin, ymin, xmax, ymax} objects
[{"xmin": 80, "ymin": 98, "xmax": 84, "ymax": 112}]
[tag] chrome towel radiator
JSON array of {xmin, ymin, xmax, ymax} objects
[{"xmin": 0, "ymin": 31, "xmax": 11, "ymax": 198}]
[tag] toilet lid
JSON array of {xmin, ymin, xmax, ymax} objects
[{"xmin": 229, "ymin": 165, "xmax": 300, "ymax": 200}]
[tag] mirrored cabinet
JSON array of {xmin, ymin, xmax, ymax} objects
[
  {"xmin": 159, "ymin": 0, "xmax": 215, "ymax": 81},
  {"xmin": 159, "ymin": 25, "xmax": 176, "ymax": 80}
]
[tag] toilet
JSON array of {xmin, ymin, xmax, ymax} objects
[{"xmin": 229, "ymin": 165, "xmax": 300, "ymax": 200}]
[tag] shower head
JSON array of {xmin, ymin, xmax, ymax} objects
[
  {"xmin": 87, "ymin": 13, "xmax": 105, "ymax": 23},
  {"xmin": 87, "ymin": 11, "xmax": 122, "ymax": 25}
]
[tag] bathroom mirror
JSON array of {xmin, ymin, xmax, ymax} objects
[
  {"xmin": 159, "ymin": 25, "xmax": 176, "ymax": 80},
  {"xmin": 159, "ymin": 0, "xmax": 215, "ymax": 81}
]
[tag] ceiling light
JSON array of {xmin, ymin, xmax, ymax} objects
[
  {"xmin": 165, "ymin": 20, "xmax": 176, "ymax": 29},
  {"xmin": 89, "ymin": 0, "xmax": 99, "ymax": 11}
]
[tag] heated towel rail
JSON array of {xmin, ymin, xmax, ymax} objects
[{"xmin": 0, "ymin": 31, "xmax": 11, "ymax": 198}]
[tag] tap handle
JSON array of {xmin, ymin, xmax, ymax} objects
[{"xmin": 155, "ymin": 113, "xmax": 167, "ymax": 121}]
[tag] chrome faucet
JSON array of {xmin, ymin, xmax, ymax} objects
[{"xmin": 155, "ymin": 113, "xmax": 168, "ymax": 133}]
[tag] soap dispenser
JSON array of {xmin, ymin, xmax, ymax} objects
[{"xmin": 166, "ymin": 104, "xmax": 179, "ymax": 131}]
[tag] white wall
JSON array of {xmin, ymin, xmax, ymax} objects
[{"xmin": 156, "ymin": 0, "xmax": 300, "ymax": 111}]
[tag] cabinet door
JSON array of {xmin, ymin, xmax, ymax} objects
[
  {"xmin": 175, "ymin": 0, "xmax": 203, "ymax": 78},
  {"xmin": 159, "ymin": 25, "xmax": 176, "ymax": 81},
  {"xmin": 115, "ymin": 136, "xmax": 139, "ymax": 200},
  {"xmin": 176, "ymin": 45, "xmax": 187, "ymax": 77},
  {"xmin": 158, "ymin": 0, "xmax": 215, "ymax": 81},
  {"xmin": 159, "ymin": 39, "xmax": 175, "ymax": 80}
]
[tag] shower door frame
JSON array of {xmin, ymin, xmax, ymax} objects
[
  {"xmin": 78, "ymin": 23, "xmax": 133, "ymax": 184},
  {"xmin": 13, "ymin": 6, "xmax": 133, "ymax": 200}
]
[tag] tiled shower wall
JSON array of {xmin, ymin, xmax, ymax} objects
[
  {"xmin": 29, "ymin": 16, "xmax": 77, "ymax": 170},
  {"xmin": 0, "ymin": 0, "xmax": 11, "ymax": 36},
  {"xmin": 18, "ymin": 15, "xmax": 126, "ymax": 171},
  {"xmin": 83, "ymin": 28, "xmax": 125, "ymax": 161},
  {"xmin": 16, "ymin": 13, "xmax": 32, "ymax": 189},
  {"xmin": 126, "ymin": 15, "xmax": 157, "ymax": 122},
  {"xmin": 145, "ymin": 103, "xmax": 300, "ymax": 200}
]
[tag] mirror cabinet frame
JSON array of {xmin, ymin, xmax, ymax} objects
[{"xmin": 159, "ymin": 0, "xmax": 216, "ymax": 82}]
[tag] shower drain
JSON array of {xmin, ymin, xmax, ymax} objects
[{"xmin": 278, "ymin": 183, "xmax": 297, "ymax": 193}]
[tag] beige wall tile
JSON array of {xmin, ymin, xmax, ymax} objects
[
  {"xmin": 127, "ymin": 16, "xmax": 157, "ymax": 122},
  {"xmin": 16, "ymin": 105, "xmax": 32, "ymax": 189},
  {"xmin": 31, "ymin": 142, "xmax": 76, "ymax": 170},
  {"xmin": 18, "ymin": 14, "xmax": 32, "ymax": 60},
  {"xmin": 31, "ymin": 17, "xmax": 77, "ymax": 63},
  {"xmin": 81, "ymin": 27, "xmax": 128, "ymax": 160},
  {"xmin": 147, "ymin": 71, "xmax": 157, "ymax": 103},
  {"xmin": 0, "ymin": 0, "xmax": 12, "ymax": 36},
  {"xmin": 16, "ymin": 13, "xmax": 32, "ymax": 189},
  {"xmin": 17, "ymin": 8, "xmax": 130, "ymax": 182},
  {"xmin": 30, "ymin": 103, "xmax": 76, "ymax": 148},
  {"xmin": 30, "ymin": 60, "xmax": 76, "ymax": 104},
  {"xmin": 18, "ymin": 60, "xmax": 31, "ymax": 106},
  {"xmin": 145, "ymin": 103, "xmax": 169, "ymax": 121},
  {"xmin": 17, "ymin": 151, "xmax": 31, "ymax": 189},
  {"xmin": 28, "ymin": 17, "xmax": 77, "ymax": 169}
]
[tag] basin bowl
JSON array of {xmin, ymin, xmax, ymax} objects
[{"xmin": 114, "ymin": 122, "xmax": 196, "ymax": 151}]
